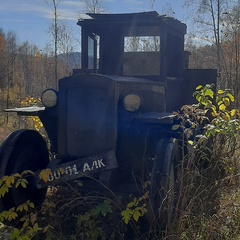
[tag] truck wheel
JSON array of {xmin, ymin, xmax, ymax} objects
[
  {"xmin": 150, "ymin": 138, "xmax": 180, "ymax": 228},
  {"xmin": 0, "ymin": 130, "xmax": 49, "ymax": 210}
]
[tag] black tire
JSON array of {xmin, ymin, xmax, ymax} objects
[
  {"xmin": 150, "ymin": 138, "xmax": 180, "ymax": 228},
  {"xmin": 0, "ymin": 130, "xmax": 49, "ymax": 210}
]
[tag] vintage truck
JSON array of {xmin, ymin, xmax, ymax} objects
[{"xmin": 0, "ymin": 11, "xmax": 217, "ymax": 222}]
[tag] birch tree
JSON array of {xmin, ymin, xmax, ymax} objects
[
  {"xmin": 82, "ymin": 0, "xmax": 106, "ymax": 13},
  {"xmin": 45, "ymin": 0, "xmax": 61, "ymax": 88},
  {"xmin": 184, "ymin": 0, "xmax": 230, "ymax": 86},
  {"xmin": 220, "ymin": 4, "xmax": 240, "ymax": 106},
  {"xmin": 184, "ymin": 1, "xmax": 240, "ymax": 105}
]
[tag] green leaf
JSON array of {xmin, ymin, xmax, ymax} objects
[
  {"xmin": 121, "ymin": 208, "xmax": 132, "ymax": 224},
  {"xmin": 33, "ymin": 223, "xmax": 40, "ymax": 231},
  {"xmin": 205, "ymin": 89, "xmax": 214, "ymax": 98},
  {"xmin": 10, "ymin": 228, "xmax": 20, "ymax": 240},
  {"xmin": 0, "ymin": 185, "xmax": 9, "ymax": 197},
  {"xmin": 21, "ymin": 170, "xmax": 34, "ymax": 177},
  {"xmin": 133, "ymin": 210, "xmax": 141, "ymax": 222},
  {"xmin": 142, "ymin": 191, "xmax": 149, "ymax": 200},
  {"xmin": 127, "ymin": 201, "xmax": 135, "ymax": 208},
  {"xmin": 196, "ymin": 95, "xmax": 202, "ymax": 103},
  {"xmin": 6, "ymin": 209, "xmax": 18, "ymax": 221},
  {"xmin": 39, "ymin": 169, "xmax": 52, "ymax": 183},
  {"xmin": 23, "ymin": 203, "xmax": 29, "ymax": 211},
  {"xmin": 172, "ymin": 125, "xmax": 180, "ymax": 130},
  {"xmin": 94, "ymin": 200, "xmax": 112, "ymax": 216},
  {"xmin": 231, "ymin": 109, "xmax": 236, "ymax": 117},
  {"xmin": 219, "ymin": 104, "xmax": 226, "ymax": 111},
  {"xmin": 227, "ymin": 93, "xmax": 234, "ymax": 102},
  {"xmin": 15, "ymin": 179, "xmax": 28, "ymax": 188},
  {"xmin": 188, "ymin": 140, "xmax": 194, "ymax": 145},
  {"xmin": 127, "ymin": 197, "xmax": 137, "ymax": 207},
  {"xmin": 196, "ymin": 85, "xmax": 203, "ymax": 90},
  {"xmin": 29, "ymin": 201, "xmax": 35, "ymax": 209},
  {"xmin": 13, "ymin": 173, "xmax": 21, "ymax": 178},
  {"xmin": 43, "ymin": 226, "xmax": 50, "ymax": 233},
  {"xmin": 223, "ymin": 97, "xmax": 230, "ymax": 106},
  {"xmin": 223, "ymin": 113, "xmax": 230, "ymax": 122},
  {"xmin": 16, "ymin": 204, "xmax": 24, "ymax": 212},
  {"xmin": 2, "ymin": 175, "xmax": 15, "ymax": 187},
  {"xmin": 217, "ymin": 89, "xmax": 225, "ymax": 95}
]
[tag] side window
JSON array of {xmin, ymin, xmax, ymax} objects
[
  {"xmin": 88, "ymin": 36, "xmax": 95, "ymax": 69},
  {"xmin": 87, "ymin": 34, "xmax": 100, "ymax": 71}
]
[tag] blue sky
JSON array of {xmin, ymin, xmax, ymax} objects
[{"xmin": 0, "ymin": 0, "xmax": 186, "ymax": 50}]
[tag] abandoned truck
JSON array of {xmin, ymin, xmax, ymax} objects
[{"xmin": 0, "ymin": 11, "xmax": 216, "ymax": 218}]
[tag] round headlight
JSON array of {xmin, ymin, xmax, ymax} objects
[
  {"xmin": 123, "ymin": 93, "xmax": 142, "ymax": 112},
  {"xmin": 41, "ymin": 89, "xmax": 58, "ymax": 108}
]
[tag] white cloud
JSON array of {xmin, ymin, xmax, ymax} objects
[
  {"xmin": 0, "ymin": 18, "xmax": 26, "ymax": 23},
  {"xmin": 123, "ymin": 0, "xmax": 142, "ymax": 5},
  {"xmin": 61, "ymin": 1, "xmax": 84, "ymax": 8},
  {"xmin": 58, "ymin": 1, "xmax": 85, "ymax": 20},
  {"xmin": 122, "ymin": 0, "xmax": 144, "ymax": 12},
  {"xmin": 0, "ymin": 0, "xmax": 84, "ymax": 21}
]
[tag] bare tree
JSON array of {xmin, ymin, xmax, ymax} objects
[
  {"xmin": 5, "ymin": 31, "xmax": 18, "ymax": 122},
  {"xmin": 57, "ymin": 19, "xmax": 77, "ymax": 75},
  {"xmin": 183, "ymin": 0, "xmax": 240, "ymax": 106},
  {"xmin": 0, "ymin": 29, "xmax": 7, "ymax": 84},
  {"xmin": 148, "ymin": 0, "xmax": 156, "ymax": 10},
  {"xmin": 219, "ymin": 4, "xmax": 240, "ymax": 106},
  {"xmin": 82, "ymin": 0, "xmax": 106, "ymax": 13},
  {"xmin": 183, "ymin": 0, "xmax": 231, "ymax": 86},
  {"xmin": 45, "ymin": 0, "xmax": 61, "ymax": 88},
  {"xmin": 145, "ymin": 0, "xmax": 176, "ymax": 17}
]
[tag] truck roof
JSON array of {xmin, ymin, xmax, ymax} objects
[{"xmin": 77, "ymin": 11, "xmax": 186, "ymax": 34}]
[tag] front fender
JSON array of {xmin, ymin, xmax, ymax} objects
[{"xmin": 3, "ymin": 106, "xmax": 45, "ymax": 116}]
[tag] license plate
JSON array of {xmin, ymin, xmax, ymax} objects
[{"xmin": 36, "ymin": 150, "xmax": 118, "ymax": 188}]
